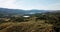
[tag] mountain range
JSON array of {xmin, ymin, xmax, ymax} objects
[
  {"xmin": 0, "ymin": 8, "xmax": 60, "ymax": 15},
  {"xmin": 0, "ymin": 8, "xmax": 49, "ymax": 15}
]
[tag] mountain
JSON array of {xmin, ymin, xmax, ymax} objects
[
  {"xmin": 0, "ymin": 8, "xmax": 48, "ymax": 15},
  {"xmin": 0, "ymin": 8, "xmax": 26, "ymax": 15},
  {"xmin": 0, "ymin": 8, "xmax": 60, "ymax": 17},
  {"xmin": 45, "ymin": 10, "xmax": 60, "ymax": 15}
]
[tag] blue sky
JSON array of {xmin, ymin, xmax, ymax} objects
[{"xmin": 0, "ymin": 0, "xmax": 60, "ymax": 10}]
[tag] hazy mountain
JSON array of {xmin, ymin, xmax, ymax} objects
[
  {"xmin": 0, "ymin": 8, "xmax": 49, "ymax": 15},
  {"xmin": 0, "ymin": 8, "xmax": 60, "ymax": 15},
  {"xmin": 45, "ymin": 10, "xmax": 60, "ymax": 15},
  {"xmin": 0, "ymin": 8, "xmax": 60, "ymax": 18}
]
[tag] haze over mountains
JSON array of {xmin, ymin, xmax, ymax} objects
[
  {"xmin": 0, "ymin": 8, "xmax": 60, "ymax": 15},
  {"xmin": 0, "ymin": 8, "xmax": 47, "ymax": 14}
]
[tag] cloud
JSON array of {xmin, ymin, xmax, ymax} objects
[
  {"xmin": 47, "ymin": 3, "xmax": 60, "ymax": 10},
  {"xmin": 0, "ymin": 0, "xmax": 60, "ymax": 10},
  {"xmin": 0, "ymin": 0, "xmax": 19, "ymax": 9}
]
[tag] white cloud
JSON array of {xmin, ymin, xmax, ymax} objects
[
  {"xmin": 47, "ymin": 3, "xmax": 60, "ymax": 10},
  {"xmin": 0, "ymin": 0, "xmax": 60, "ymax": 10},
  {"xmin": 0, "ymin": 0, "xmax": 20, "ymax": 9}
]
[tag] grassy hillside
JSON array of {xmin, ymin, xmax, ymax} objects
[
  {"xmin": 0, "ymin": 21, "xmax": 53, "ymax": 32},
  {"xmin": 0, "ymin": 11, "xmax": 60, "ymax": 32}
]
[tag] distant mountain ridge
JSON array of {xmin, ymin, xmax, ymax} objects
[
  {"xmin": 0, "ymin": 8, "xmax": 48, "ymax": 15},
  {"xmin": 0, "ymin": 8, "xmax": 60, "ymax": 15}
]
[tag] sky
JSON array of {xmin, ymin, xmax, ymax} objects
[{"xmin": 0, "ymin": 0, "xmax": 60, "ymax": 10}]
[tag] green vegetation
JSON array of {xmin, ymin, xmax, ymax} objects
[{"xmin": 0, "ymin": 13, "xmax": 60, "ymax": 32}]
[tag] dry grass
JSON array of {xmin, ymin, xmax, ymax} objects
[{"xmin": 0, "ymin": 21, "xmax": 54, "ymax": 32}]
